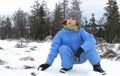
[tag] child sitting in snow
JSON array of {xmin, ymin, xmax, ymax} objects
[{"xmin": 38, "ymin": 16, "xmax": 106, "ymax": 74}]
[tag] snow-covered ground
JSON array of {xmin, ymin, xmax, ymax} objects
[{"xmin": 0, "ymin": 39, "xmax": 120, "ymax": 76}]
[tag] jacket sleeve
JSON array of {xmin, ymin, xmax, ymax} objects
[
  {"xmin": 80, "ymin": 28, "xmax": 96, "ymax": 52},
  {"xmin": 46, "ymin": 32, "xmax": 62, "ymax": 65}
]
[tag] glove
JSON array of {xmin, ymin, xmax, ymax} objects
[
  {"xmin": 74, "ymin": 47, "xmax": 84, "ymax": 62},
  {"xmin": 38, "ymin": 63, "xmax": 50, "ymax": 71}
]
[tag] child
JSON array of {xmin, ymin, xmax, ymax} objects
[{"xmin": 38, "ymin": 17, "xmax": 106, "ymax": 74}]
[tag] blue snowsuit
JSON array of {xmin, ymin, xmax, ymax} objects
[{"xmin": 46, "ymin": 28, "xmax": 101, "ymax": 68}]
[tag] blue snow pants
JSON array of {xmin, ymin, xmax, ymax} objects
[{"xmin": 58, "ymin": 45, "xmax": 101, "ymax": 68}]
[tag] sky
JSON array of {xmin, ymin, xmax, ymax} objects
[
  {"xmin": 0, "ymin": 39, "xmax": 120, "ymax": 76},
  {"xmin": 0, "ymin": 0, "xmax": 120, "ymax": 20}
]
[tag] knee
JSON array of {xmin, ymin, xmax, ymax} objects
[{"xmin": 58, "ymin": 45, "xmax": 72, "ymax": 54}]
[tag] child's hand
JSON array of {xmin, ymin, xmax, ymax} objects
[
  {"xmin": 38, "ymin": 63, "xmax": 50, "ymax": 71},
  {"xmin": 74, "ymin": 47, "xmax": 84, "ymax": 62}
]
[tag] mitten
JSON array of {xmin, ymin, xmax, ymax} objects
[
  {"xmin": 74, "ymin": 47, "xmax": 84, "ymax": 62},
  {"xmin": 38, "ymin": 63, "xmax": 50, "ymax": 71}
]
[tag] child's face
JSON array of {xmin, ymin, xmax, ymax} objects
[{"xmin": 66, "ymin": 17, "xmax": 77, "ymax": 26}]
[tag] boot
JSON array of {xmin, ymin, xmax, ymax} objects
[
  {"xmin": 60, "ymin": 67, "xmax": 72, "ymax": 73},
  {"xmin": 93, "ymin": 62, "xmax": 106, "ymax": 75}
]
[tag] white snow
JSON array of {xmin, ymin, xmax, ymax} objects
[{"xmin": 0, "ymin": 39, "xmax": 120, "ymax": 76}]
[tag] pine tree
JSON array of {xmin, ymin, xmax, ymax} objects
[
  {"xmin": 89, "ymin": 13, "xmax": 96, "ymax": 26},
  {"xmin": 29, "ymin": 0, "xmax": 49, "ymax": 40},
  {"xmin": 29, "ymin": 0, "xmax": 40, "ymax": 40},
  {"xmin": 0, "ymin": 17, "xmax": 12, "ymax": 39},
  {"xmin": 52, "ymin": 2, "xmax": 64, "ymax": 36},
  {"xmin": 0, "ymin": 16, "xmax": 6, "ymax": 39},
  {"xmin": 61, "ymin": 0, "xmax": 69, "ymax": 19},
  {"xmin": 104, "ymin": 0, "xmax": 120, "ymax": 43},
  {"xmin": 13, "ymin": 8, "xmax": 28, "ymax": 38},
  {"xmin": 4, "ymin": 17, "xmax": 12, "ymax": 39},
  {"xmin": 41, "ymin": 0, "xmax": 51, "ymax": 38}
]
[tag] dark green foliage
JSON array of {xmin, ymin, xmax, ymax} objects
[
  {"xmin": 29, "ymin": 0, "xmax": 51, "ymax": 40},
  {"xmin": 0, "ymin": 17, "xmax": 12, "ymax": 39},
  {"xmin": 89, "ymin": 13, "xmax": 96, "ymax": 26},
  {"xmin": 52, "ymin": 3, "xmax": 64, "ymax": 37},
  {"xmin": 104, "ymin": 0, "xmax": 120, "ymax": 43},
  {"xmin": 0, "ymin": 0, "xmax": 119, "ymax": 43},
  {"xmin": 13, "ymin": 8, "xmax": 28, "ymax": 38}
]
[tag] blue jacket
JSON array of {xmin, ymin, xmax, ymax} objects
[{"xmin": 46, "ymin": 28, "xmax": 96, "ymax": 65}]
